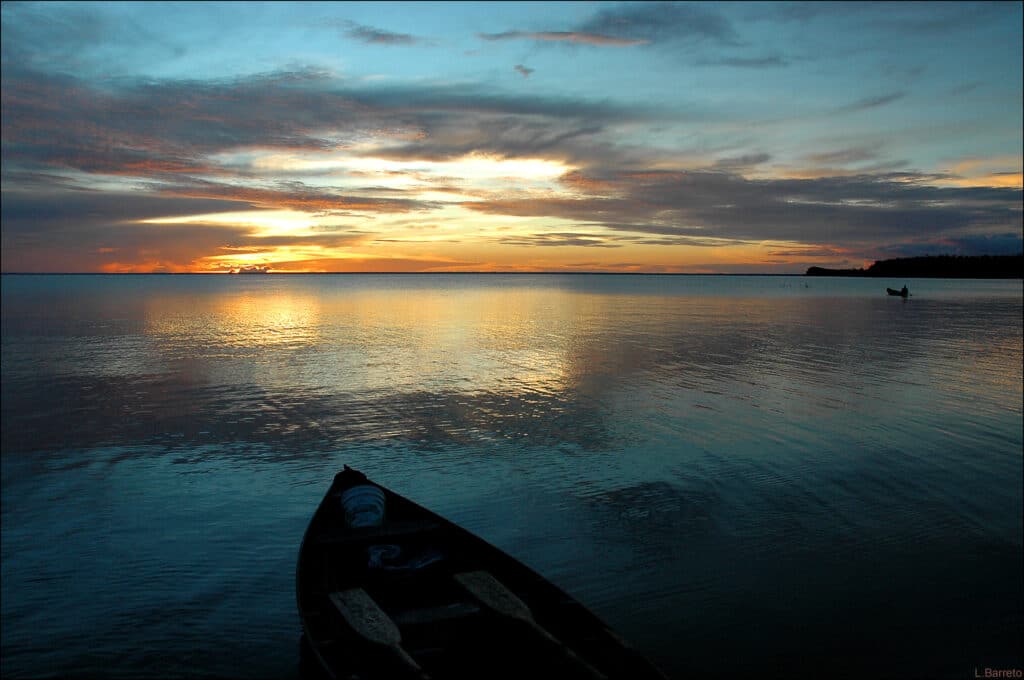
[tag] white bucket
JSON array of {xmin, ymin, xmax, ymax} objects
[{"xmin": 340, "ymin": 485, "xmax": 386, "ymax": 528}]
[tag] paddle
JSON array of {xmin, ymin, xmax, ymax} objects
[
  {"xmin": 454, "ymin": 570, "xmax": 607, "ymax": 680},
  {"xmin": 328, "ymin": 589, "xmax": 431, "ymax": 680}
]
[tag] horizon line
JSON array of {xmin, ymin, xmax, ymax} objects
[{"xmin": 0, "ymin": 271, "xmax": 810, "ymax": 276}]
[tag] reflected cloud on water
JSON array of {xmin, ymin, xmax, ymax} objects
[{"xmin": 3, "ymin": 279, "xmax": 1021, "ymax": 468}]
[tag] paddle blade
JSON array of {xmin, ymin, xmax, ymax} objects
[
  {"xmin": 454, "ymin": 571, "xmax": 533, "ymax": 623},
  {"xmin": 329, "ymin": 589, "xmax": 403, "ymax": 648},
  {"xmin": 329, "ymin": 589, "xmax": 430, "ymax": 679}
]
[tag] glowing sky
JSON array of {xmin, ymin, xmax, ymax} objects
[{"xmin": 2, "ymin": 1, "xmax": 1021, "ymax": 273}]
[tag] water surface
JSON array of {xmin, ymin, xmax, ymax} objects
[{"xmin": 2, "ymin": 274, "xmax": 1021, "ymax": 679}]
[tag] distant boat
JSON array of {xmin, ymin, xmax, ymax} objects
[
  {"xmin": 297, "ymin": 466, "xmax": 669, "ymax": 680},
  {"xmin": 886, "ymin": 287, "xmax": 909, "ymax": 297}
]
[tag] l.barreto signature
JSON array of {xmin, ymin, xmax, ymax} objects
[{"xmin": 974, "ymin": 669, "xmax": 1023, "ymax": 678}]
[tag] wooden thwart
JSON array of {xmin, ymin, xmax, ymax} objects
[
  {"xmin": 392, "ymin": 601, "xmax": 481, "ymax": 627},
  {"xmin": 329, "ymin": 589, "xmax": 431, "ymax": 680}
]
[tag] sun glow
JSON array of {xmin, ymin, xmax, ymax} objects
[
  {"xmin": 140, "ymin": 210, "xmax": 314, "ymax": 236},
  {"xmin": 249, "ymin": 150, "xmax": 573, "ymax": 182}
]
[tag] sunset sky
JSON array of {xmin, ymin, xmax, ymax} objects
[{"xmin": 2, "ymin": 1, "xmax": 1021, "ymax": 273}]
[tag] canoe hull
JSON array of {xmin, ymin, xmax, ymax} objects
[{"xmin": 296, "ymin": 467, "xmax": 669, "ymax": 680}]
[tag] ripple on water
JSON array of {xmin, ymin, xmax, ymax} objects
[{"xmin": 2, "ymin": 275, "xmax": 1021, "ymax": 679}]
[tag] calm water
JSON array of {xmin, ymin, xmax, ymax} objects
[{"xmin": 2, "ymin": 274, "xmax": 1021, "ymax": 679}]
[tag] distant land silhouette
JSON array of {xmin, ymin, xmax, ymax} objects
[{"xmin": 806, "ymin": 254, "xmax": 1023, "ymax": 278}]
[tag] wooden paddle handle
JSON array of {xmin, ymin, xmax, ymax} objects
[
  {"xmin": 455, "ymin": 571, "xmax": 606, "ymax": 680},
  {"xmin": 527, "ymin": 620, "xmax": 607, "ymax": 680},
  {"xmin": 390, "ymin": 646, "xmax": 431, "ymax": 680}
]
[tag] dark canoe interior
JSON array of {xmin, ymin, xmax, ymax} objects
[{"xmin": 296, "ymin": 467, "xmax": 669, "ymax": 680}]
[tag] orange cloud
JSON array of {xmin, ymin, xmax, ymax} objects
[
  {"xmin": 941, "ymin": 172, "xmax": 1022, "ymax": 189},
  {"xmin": 99, "ymin": 259, "xmax": 194, "ymax": 273},
  {"xmin": 941, "ymin": 156, "xmax": 1023, "ymax": 188},
  {"xmin": 559, "ymin": 171, "xmax": 621, "ymax": 195}
]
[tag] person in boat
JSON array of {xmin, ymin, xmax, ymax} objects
[{"xmin": 901, "ymin": 285, "xmax": 908, "ymax": 296}]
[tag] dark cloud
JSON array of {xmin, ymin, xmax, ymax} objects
[
  {"xmin": 622, "ymin": 235, "xmax": 745, "ymax": 247},
  {"xmin": 0, "ymin": 187, "xmax": 376, "ymax": 272},
  {"xmin": 495, "ymin": 232, "xmax": 622, "ymax": 248},
  {"xmin": 465, "ymin": 170, "xmax": 1022, "ymax": 250},
  {"xmin": 833, "ymin": 92, "xmax": 905, "ymax": 114},
  {"xmin": 879, "ymin": 233, "xmax": 1023, "ymax": 258},
  {"xmin": 479, "ymin": 31, "xmax": 646, "ymax": 47},
  {"xmin": 0, "ymin": 2, "xmax": 183, "ymax": 77},
  {"xmin": 768, "ymin": 246, "xmax": 853, "ymax": 258},
  {"xmin": 342, "ymin": 83, "xmax": 656, "ymax": 120},
  {"xmin": 156, "ymin": 180, "xmax": 438, "ymax": 215},
  {"xmin": 754, "ymin": 1, "xmax": 1007, "ymax": 32},
  {"xmin": 340, "ymin": 21, "xmax": 421, "ymax": 46},
  {"xmin": 1, "ymin": 213, "xmax": 250, "ymax": 273},
  {"xmin": 0, "ymin": 189, "xmax": 243, "ymax": 231},
  {"xmin": 1, "ymin": 67, "xmax": 358, "ymax": 177},
  {"xmin": 479, "ymin": 2, "xmax": 736, "ymax": 52},
  {"xmin": 948, "ymin": 81, "xmax": 982, "ymax": 96},
  {"xmin": 1, "ymin": 65, "xmax": 654, "ymax": 181},
  {"xmin": 698, "ymin": 55, "xmax": 788, "ymax": 68},
  {"xmin": 579, "ymin": 2, "xmax": 738, "ymax": 46},
  {"xmin": 0, "ymin": 67, "xmax": 620, "ymax": 181},
  {"xmin": 866, "ymin": 2, "xmax": 1009, "ymax": 35},
  {"xmin": 713, "ymin": 153, "xmax": 772, "ymax": 170},
  {"xmin": 804, "ymin": 145, "xmax": 881, "ymax": 165},
  {"xmin": 364, "ymin": 118, "xmax": 606, "ymax": 163}
]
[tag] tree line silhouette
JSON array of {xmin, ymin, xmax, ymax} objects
[{"xmin": 806, "ymin": 254, "xmax": 1022, "ymax": 278}]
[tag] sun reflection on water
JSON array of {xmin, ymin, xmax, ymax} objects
[{"xmin": 144, "ymin": 289, "xmax": 323, "ymax": 354}]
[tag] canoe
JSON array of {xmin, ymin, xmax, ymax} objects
[
  {"xmin": 296, "ymin": 466, "xmax": 670, "ymax": 680},
  {"xmin": 886, "ymin": 287, "xmax": 908, "ymax": 297}
]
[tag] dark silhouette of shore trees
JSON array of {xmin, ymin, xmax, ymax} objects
[{"xmin": 806, "ymin": 254, "xmax": 1023, "ymax": 278}]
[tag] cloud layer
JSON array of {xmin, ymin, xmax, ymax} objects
[{"xmin": 1, "ymin": 2, "xmax": 1020, "ymax": 272}]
